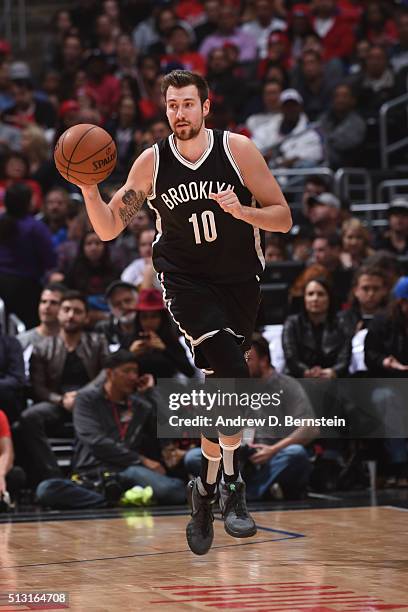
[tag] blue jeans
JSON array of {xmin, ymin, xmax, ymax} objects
[
  {"xmin": 184, "ymin": 447, "xmax": 202, "ymax": 476},
  {"xmin": 36, "ymin": 465, "xmax": 186, "ymax": 509},
  {"xmin": 244, "ymin": 445, "xmax": 312, "ymax": 500},
  {"xmin": 183, "ymin": 445, "xmax": 312, "ymax": 500}
]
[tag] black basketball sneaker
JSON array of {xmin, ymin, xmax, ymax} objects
[
  {"xmin": 186, "ymin": 478, "xmax": 217, "ymax": 555},
  {"xmin": 218, "ymin": 480, "xmax": 257, "ymax": 538}
]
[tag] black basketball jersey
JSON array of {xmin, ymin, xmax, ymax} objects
[{"xmin": 147, "ymin": 129, "xmax": 265, "ymax": 283}]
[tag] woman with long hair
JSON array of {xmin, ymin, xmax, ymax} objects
[
  {"xmin": 0, "ymin": 183, "xmax": 55, "ymax": 327},
  {"xmin": 130, "ymin": 288, "xmax": 195, "ymax": 379},
  {"xmin": 64, "ymin": 230, "xmax": 120, "ymax": 321},
  {"xmin": 283, "ymin": 276, "xmax": 351, "ymax": 378},
  {"xmin": 340, "ymin": 217, "xmax": 374, "ymax": 270}
]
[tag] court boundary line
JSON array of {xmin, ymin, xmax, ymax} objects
[{"xmin": 2, "ymin": 535, "xmax": 303, "ymax": 569}]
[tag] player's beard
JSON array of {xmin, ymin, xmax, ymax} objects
[{"xmin": 174, "ymin": 115, "xmax": 203, "ymax": 141}]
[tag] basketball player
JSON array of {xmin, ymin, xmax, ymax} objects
[{"xmin": 76, "ymin": 70, "xmax": 292, "ymax": 555}]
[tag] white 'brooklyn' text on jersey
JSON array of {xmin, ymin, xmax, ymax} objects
[{"xmin": 147, "ymin": 129, "xmax": 265, "ymax": 283}]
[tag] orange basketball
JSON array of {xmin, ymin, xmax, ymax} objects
[{"xmin": 54, "ymin": 123, "xmax": 117, "ymax": 185}]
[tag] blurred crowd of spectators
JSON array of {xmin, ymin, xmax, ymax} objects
[{"xmin": 0, "ymin": 0, "xmax": 408, "ymax": 510}]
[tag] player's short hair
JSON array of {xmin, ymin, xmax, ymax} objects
[{"xmin": 161, "ymin": 70, "xmax": 209, "ymax": 106}]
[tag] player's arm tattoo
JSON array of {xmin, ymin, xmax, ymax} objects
[{"xmin": 118, "ymin": 189, "xmax": 146, "ymax": 227}]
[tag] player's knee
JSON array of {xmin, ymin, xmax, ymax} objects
[{"xmin": 200, "ymin": 330, "xmax": 249, "ymax": 378}]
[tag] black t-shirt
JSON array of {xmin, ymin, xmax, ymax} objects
[{"xmin": 60, "ymin": 351, "xmax": 90, "ymax": 393}]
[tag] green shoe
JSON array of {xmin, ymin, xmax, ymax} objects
[{"xmin": 120, "ymin": 485, "xmax": 154, "ymax": 506}]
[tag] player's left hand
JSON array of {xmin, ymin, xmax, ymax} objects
[{"xmin": 210, "ymin": 189, "xmax": 245, "ymax": 221}]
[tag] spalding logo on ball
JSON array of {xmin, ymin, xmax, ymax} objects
[{"xmin": 54, "ymin": 124, "xmax": 117, "ymax": 185}]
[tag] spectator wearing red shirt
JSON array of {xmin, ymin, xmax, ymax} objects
[
  {"xmin": 310, "ymin": 0, "xmax": 355, "ymax": 63},
  {"xmin": 161, "ymin": 25, "xmax": 206, "ymax": 75},
  {"xmin": 0, "ymin": 409, "xmax": 25, "ymax": 506},
  {"xmin": 356, "ymin": 2, "xmax": 398, "ymax": 49},
  {"xmin": 83, "ymin": 50, "xmax": 121, "ymax": 123},
  {"xmin": 0, "ymin": 152, "xmax": 43, "ymax": 213}
]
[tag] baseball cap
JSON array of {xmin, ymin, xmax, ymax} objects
[
  {"xmin": 280, "ymin": 89, "xmax": 303, "ymax": 105},
  {"xmin": 388, "ymin": 197, "xmax": 408, "ymax": 216},
  {"xmin": 9, "ymin": 61, "xmax": 31, "ymax": 81},
  {"xmin": 105, "ymin": 280, "xmax": 138, "ymax": 300},
  {"xmin": 308, "ymin": 192, "xmax": 341, "ymax": 209},
  {"xmin": 393, "ymin": 276, "xmax": 408, "ymax": 300},
  {"xmin": 136, "ymin": 289, "xmax": 165, "ymax": 311}
]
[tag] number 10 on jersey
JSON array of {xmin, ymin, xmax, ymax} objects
[{"xmin": 189, "ymin": 211, "xmax": 217, "ymax": 244}]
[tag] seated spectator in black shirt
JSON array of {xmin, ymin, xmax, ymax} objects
[
  {"xmin": 130, "ymin": 289, "xmax": 195, "ymax": 380},
  {"xmin": 319, "ymin": 83, "xmax": 366, "ymax": 169},
  {"xmin": 375, "ymin": 198, "xmax": 408, "ymax": 256},
  {"xmin": 283, "ymin": 276, "xmax": 351, "ymax": 379},
  {"xmin": 364, "ymin": 277, "xmax": 408, "ymax": 483},
  {"xmin": 36, "ymin": 350, "xmax": 186, "ymax": 508},
  {"xmin": 0, "ymin": 332, "xmax": 26, "ymax": 424},
  {"xmin": 349, "ymin": 45, "xmax": 396, "ymax": 164},
  {"xmin": 96, "ymin": 280, "xmax": 139, "ymax": 351},
  {"xmin": 290, "ymin": 49, "xmax": 341, "ymax": 121},
  {"xmin": 338, "ymin": 265, "xmax": 389, "ymax": 340},
  {"xmin": 364, "ymin": 277, "xmax": 408, "ymax": 378},
  {"xmin": 20, "ymin": 291, "xmax": 109, "ymax": 485}
]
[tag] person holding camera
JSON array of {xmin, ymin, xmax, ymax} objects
[
  {"xmin": 36, "ymin": 350, "xmax": 186, "ymax": 509},
  {"xmin": 129, "ymin": 288, "xmax": 195, "ymax": 380}
]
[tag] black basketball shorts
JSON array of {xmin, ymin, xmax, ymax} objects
[{"xmin": 160, "ymin": 272, "xmax": 261, "ymax": 371}]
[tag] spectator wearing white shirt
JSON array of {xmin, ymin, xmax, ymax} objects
[
  {"xmin": 272, "ymin": 89, "xmax": 323, "ymax": 169},
  {"xmin": 241, "ymin": 0, "xmax": 286, "ymax": 59},
  {"xmin": 121, "ymin": 228, "xmax": 155, "ymax": 288},
  {"xmin": 246, "ymin": 80, "xmax": 282, "ymax": 153}
]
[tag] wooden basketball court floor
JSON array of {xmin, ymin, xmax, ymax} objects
[{"xmin": 0, "ymin": 500, "xmax": 407, "ymax": 612}]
